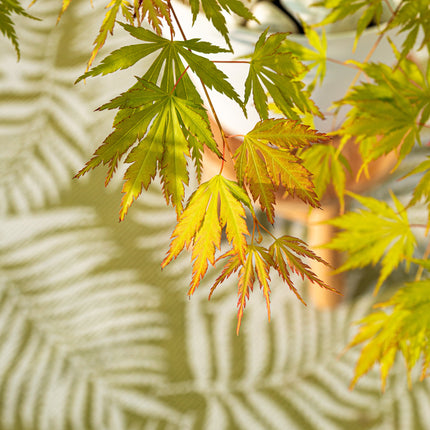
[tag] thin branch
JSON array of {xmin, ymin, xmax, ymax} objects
[{"xmin": 168, "ymin": 0, "xmax": 231, "ymax": 174}]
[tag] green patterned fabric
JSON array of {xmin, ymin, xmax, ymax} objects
[{"xmin": 1, "ymin": 1, "xmax": 430, "ymax": 429}]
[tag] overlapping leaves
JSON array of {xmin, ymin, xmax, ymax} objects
[
  {"xmin": 348, "ymin": 279, "xmax": 430, "ymax": 390},
  {"xmin": 326, "ymin": 191, "xmax": 416, "ymax": 293},
  {"xmin": 244, "ymin": 29, "xmax": 321, "ymax": 121},
  {"xmin": 211, "ymin": 235, "xmax": 334, "ymax": 334},
  {"xmin": 387, "ymin": 0, "xmax": 430, "ymax": 60},
  {"xmin": 76, "ymin": 22, "xmax": 240, "ymax": 106},
  {"xmin": 335, "ymin": 51, "xmax": 430, "ymax": 172},
  {"xmin": 75, "ymin": 78, "xmax": 220, "ymax": 219},
  {"xmin": 161, "ymin": 172, "xmax": 333, "ymax": 333},
  {"xmin": 234, "ymin": 119, "xmax": 328, "ymax": 223}
]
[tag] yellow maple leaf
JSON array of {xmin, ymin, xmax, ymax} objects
[{"xmin": 162, "ymin": 175, "xmax": 252, "ymax": 294}]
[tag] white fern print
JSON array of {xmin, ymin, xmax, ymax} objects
[
  {"xmin": 0, "ymin": 0, "xmax": 133, "ymax": 216},
  {"xmin": 0, "ymin": 207, "xmax": 190, "ymax": 430}
]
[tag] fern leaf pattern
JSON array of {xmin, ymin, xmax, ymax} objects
[{"xmin": 1, "ymin": 0, "xmax": 430, "ymax": 428}]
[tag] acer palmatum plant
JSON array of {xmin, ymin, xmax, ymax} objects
[{"xmin": 4, "ymin": 0, "xmax": 430, "ymax": 389}]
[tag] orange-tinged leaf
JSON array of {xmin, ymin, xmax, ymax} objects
[
  {"xmin": 189, "ymin": 196, "xmax": 221, "ymax": 294},
  {"xmin": 236, "ymin": 250, "xmax": 255, "ymax": 335},
  {"xmin": 137, "ymin": 0, "xmax": 172, "ymax": 35},
  {"xmin": 161, "ymin": 182, "xmax": 211, "ymax": 268},
  {"xmin": 252, "ymin": 246, "xmax": 272, "ymax": 322},
  {"xmin": 246, "ymin": 119, "xmax": 330, "ymax": 150},
  {"xmin": 235, "ymin": 119, "xmax": 325, "ymax": 222},
  {"xmin": 269, "ymin": 235, "xmax": 335, "ymax": 295},
  {"xmin": 162, "ymin": 175, "xmax": 251, "ymax": 292}
]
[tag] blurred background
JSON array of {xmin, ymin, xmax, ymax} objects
[{"xmin": 1, "ymin": 0, "xmax": 430, "ymax": 428}]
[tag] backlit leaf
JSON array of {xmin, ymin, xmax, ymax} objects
[
  {"xmin": 76, "ymin": 79, "xmax": 219, "ymax": 219},
  {"xmin": 244, "ymin": 29, "xmax": 321, "ymax": 120},
  {"xmin": 336, "ymin": 53, "xmax": 430, "ymax": 171},
  {"xmin": 348, "ymin": 280, "xmax": 430, "ymax": 390},
  {"xmin": 235, "ymin": 119, "xmax": 325, "ymax": 222},
  {"xmin": 326, "ymin": 192, "xmax": 416, "ymax": 293},
  {"xmin": 162, "ymin": 175, "xmax": 251, "ymax": 294}
]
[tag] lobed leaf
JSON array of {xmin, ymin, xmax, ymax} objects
[
  {"xmin": 162, "ymin": 175, "xmax": 251, "ymax": 294},
  {"xmin": 235, "ymin": 119, "xmax": 324, "ymax": 222},
  {"xmin": 76, "ymin": 79, "xmax": 219, "ymax": 219},
  {"xmin": 244, "ymin": 29, "xmax": 321, "ymax": 120},
  {"xmin": 335, "ymin": 54, "xmax": 430, "ymax": 172},
  {"xmin": 387, "ymin": 0, "xmax": 430, "ymax": 61},
  {"xmin": 280, "ymin": 24, "xmax": 327, "ymax": 91},
  {"xmin": 348, "ymin": 280, "xmax": 430, "ymax": 390},
  {"xmin": 212, "ymin": 234, "xmax": 332, "ymax": 334},
  {"xmin": 326, "ymin": 192, "xmax": 416, "ymax": 293}
]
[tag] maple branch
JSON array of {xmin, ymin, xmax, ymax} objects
[
  {"xmin": 171, "ymin": 65, "xmax": 191, "ymax": 94},
  {"xmin": 168, "ymin": 0, "xmax": 186, "ymax": 41},
  {"xmin": 326, "ymin": 57, "xmax": 359, "ymax": 69},
  {"xmin": 169, "ymin": 0, "xmax": 230, "ymax": 172},
  {"xmin": 382, "ymin": 0, "xmax": 395, "ymax": 16}
]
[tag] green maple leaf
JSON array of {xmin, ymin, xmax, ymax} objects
[
  {"xmin": 244, "ymin": 29, "xmax": 321, "ymax": 121},
  {"xmin": 313, "ymin": 0, "xmax": 386, "ymax": 49},
  {"xmin": 75, "ymin": 78, "xmax": 220, "ymax": 219},
  {"xmin": 326, "ymin": 191, "xmax": 416, "ymax": 293},
  {"xmin": 162, "ymin": 174, "xmax": 252, "ymax": 294},
  {"xmin": 280, "ymin": 23, "xmax": 327, "ymax": 91},
  {"xmin": 387, "ymin": 0, "xmax": 430, "ymax": 61},
  {"xmin": 0, "ymin": 0, "xmax": 39, "ymax": 59},
  {"xmin": 189, "ymin": 0, "xmax": 255, "ymax": 50},
  {"xmin": 76, "ymin": 23, "xmax": 241, "ymax": 107},
  {"xmin": 336, "ymin": 51, "xmax": 430, "ymax": 171},
  {"xmin": 348, "ymin": 280, "xmax": 430, "ymax": 390},
  {"xmin": 234, "ymin": 119, "xmax": 326, "ymax": 222},
  {"xmin": 301, "ymin": 142, "xmax": 350, "ymax": 212}
]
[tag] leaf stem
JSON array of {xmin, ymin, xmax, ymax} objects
[
  {"xmin": 168, "ymin": 0, "xmax": 230, "ymax": 173},
  {"xmin": 326, "ymin": 57, "xmax": 359, "ymax": 69},
  {"xmin": 212, "ymin": 60, "xmax": 251, "ymax": 64},
  {"xmin": 171, "ymin": 65, "xmax": 191, "ymax": 94}
]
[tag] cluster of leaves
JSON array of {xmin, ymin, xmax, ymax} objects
[
  {"xmin": 347, "ymin": 278, "xmax": 430, "ymax": 391},
  {"xmin": 7, "ymin": 0, "xmax": 430, "ymax": 388},
  {"xmin": 72, "ymin": 1, "xmax": 335, "ymax": 334}
]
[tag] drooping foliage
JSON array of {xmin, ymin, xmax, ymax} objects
[{"xmin": 4, "ymin": 0, "xmax": 430, "ymax": 389}]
